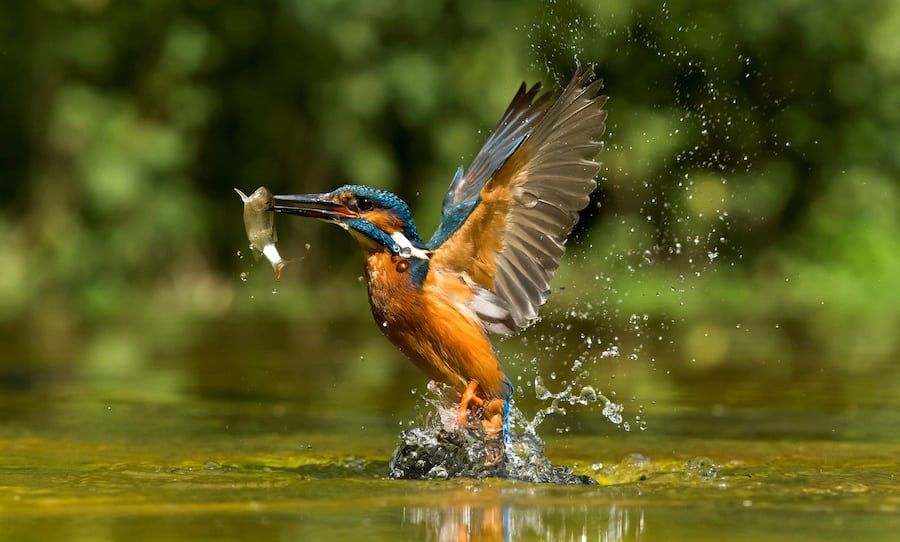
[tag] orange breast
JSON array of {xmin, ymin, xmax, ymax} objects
[{"xmin": 364, "ymin": 251, "xmax": 508, "ymax": 400}]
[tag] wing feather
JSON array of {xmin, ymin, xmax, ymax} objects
[
  {"xmin": 431, "ymin": 65, "xmax": 608, "ymax": 332},
  {"xmin": 442, "ymin": 83, "xmax": 553, "ymax": 209}
]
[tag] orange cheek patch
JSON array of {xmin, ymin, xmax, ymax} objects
[{"xmin": 363, "ymin": 210, "xmax": 404, "ymax": 233}]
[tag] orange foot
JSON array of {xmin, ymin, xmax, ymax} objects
[
  {"xmin": 481, "ymin": 399, "xmax": 505, "ymax": 465},
  {"xmin": 457, "ymin": 380, "xmax": 484, "ymax": 426}
]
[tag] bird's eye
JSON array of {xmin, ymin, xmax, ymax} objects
[{"xmin": 356, "ymin": 196, "xmax": 375, "ymax": 211}]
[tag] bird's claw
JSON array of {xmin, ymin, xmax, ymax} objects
[{"xmin": 457, "ymin": 380, "xmax": 483, "ymax": 426}]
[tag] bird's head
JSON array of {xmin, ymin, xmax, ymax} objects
[{"xmin": 273, "ymin": 185, "xmax": 426, "ymax": 257}]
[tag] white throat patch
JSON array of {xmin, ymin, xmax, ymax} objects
[{"xmin": 391, "ymin": 231, "xmax": 430, "ymax": 260}]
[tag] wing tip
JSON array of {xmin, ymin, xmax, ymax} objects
[{"xmin": 564, "ymin": 63, "xmax": 608, "ymax": 105}]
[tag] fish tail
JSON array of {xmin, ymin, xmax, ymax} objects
[{"xmin": 273, "ymin": 257, "xmax": 302, "ymax": 280}]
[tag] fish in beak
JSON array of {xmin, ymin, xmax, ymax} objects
[{"xmin": 235, "ymin": 186, "xmax": 293, "ymax": 279}]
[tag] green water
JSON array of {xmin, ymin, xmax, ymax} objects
[{"xmin": 0, "ymin": 326, "xmax": 898, "ymax": 541}]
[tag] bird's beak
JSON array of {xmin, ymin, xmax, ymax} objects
[{"xmin": 272, "ymin": 193, "xmax": 356, "ymax": 221}]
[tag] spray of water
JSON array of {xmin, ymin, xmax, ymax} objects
[{"xmin": 390, "ymin": 381, "xmax": 594, "ymax": 484}]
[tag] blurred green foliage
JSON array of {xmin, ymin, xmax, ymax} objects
[{"xmin": 0, "ymin": 0, "xmax": 897, "ymax": 391}]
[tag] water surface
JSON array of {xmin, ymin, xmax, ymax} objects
[{"xmin": 0, "ymin": 325, "xmax": 897, "ymax": 541}]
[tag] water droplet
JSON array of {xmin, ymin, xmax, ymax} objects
[
  {"xmin": 518, "ymin": 192, "xmax": 539, "ymax": 208},
  {"xmin": 601, "ymin": 346, "xmax": 620, "ymax": 358},
  {"xmin": 578, "ymin": 386, "xmax": 598, "ymax": 404},
  {"xmin": 534, "ymin": 376, "xmax": 551, "ymax": 400}
]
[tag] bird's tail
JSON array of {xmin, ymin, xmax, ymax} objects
[{"xmin": 502, "ymin": 379, "xmax": 514, "ymax": 448}]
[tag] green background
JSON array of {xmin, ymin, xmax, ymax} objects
[
  {"xmin": 1, "ymin": 0, "xmax": 896, "ymax": 404},
  {"xmin": 1, "ymin": 1, "xmax": 899, "ymax": 540}
]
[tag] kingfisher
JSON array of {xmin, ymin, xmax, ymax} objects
[{"xmin": 273, "ymin": 66, "xmax": 607, "ymax": 451}]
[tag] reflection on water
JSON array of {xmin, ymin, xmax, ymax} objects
[{"xmin": 404, "ymin": 496, "xmax": 645, "ymax": 542}]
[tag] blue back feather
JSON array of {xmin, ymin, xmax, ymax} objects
[
  {"xmin": 426, "ymin": 198, "xmax": 479, "ymax": 250},
  {"xmin": 408, "ymin": 259, "xmax": 430, "ymax": 286}
]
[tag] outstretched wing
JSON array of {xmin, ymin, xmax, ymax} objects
[{"xmin": 428, "ymin": 65, "xmax": 608, "ymax": 334}]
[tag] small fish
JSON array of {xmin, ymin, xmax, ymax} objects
[{"xmin": 235, "ymin": 186, "xmax": 290, "ymax": 279}]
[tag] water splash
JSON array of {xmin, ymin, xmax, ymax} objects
[
  {"xmin": 531, "ymin": 375, "xmax": 623, "ymax": 428},
  {"xmin": 389, "ymin": 382, "xmax": 595, "ymax": 484}
]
